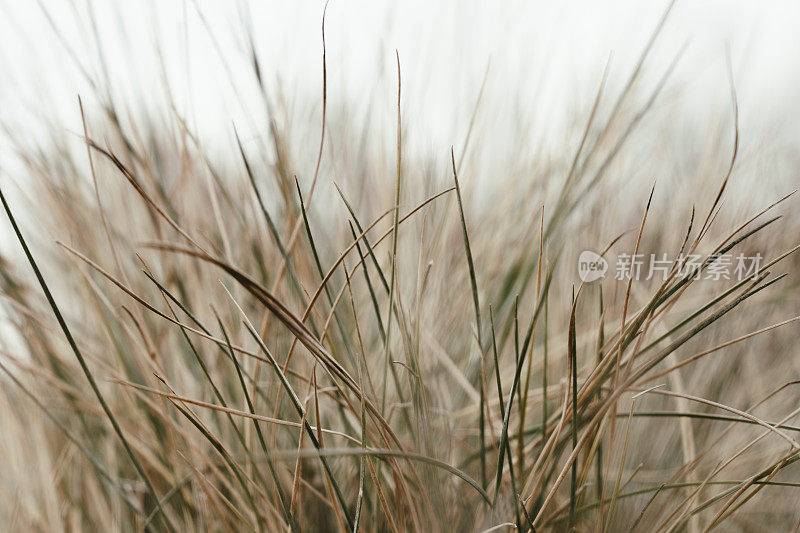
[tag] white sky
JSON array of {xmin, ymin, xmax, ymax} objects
[{"xmin": 0, "ymin": 1, "xmax": 799, "ymax": 170}]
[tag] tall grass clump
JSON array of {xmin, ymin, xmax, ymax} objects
[{"xmin": 1, "ymin": 4, "xmax": 800, "ymax": 532}]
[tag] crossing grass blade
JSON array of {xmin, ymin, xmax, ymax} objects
[{"xmin": 0, "ymin": 187, "xmax": 177, "ymax": 532}]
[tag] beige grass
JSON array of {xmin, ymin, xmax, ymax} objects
[{"xmin": 1, "ymin": 3, "xmax": 800, "ymax": 532}]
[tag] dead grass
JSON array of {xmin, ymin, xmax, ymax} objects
[{"xmin": 1, "ymin": 3, "xmax": 800, "ymax": 532}]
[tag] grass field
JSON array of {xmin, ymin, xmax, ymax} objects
[{"xmin": 1, "ymin": 3, "xmax": 799, "ymax": 531}]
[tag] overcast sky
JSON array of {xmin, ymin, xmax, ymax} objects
[{"xmin": 1, "ymin": 1, "xmax": 799, "ymax": 167}]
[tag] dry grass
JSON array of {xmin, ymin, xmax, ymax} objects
[{"xmin": 1, "ymin": 3, "xmax": 800, "ymax": 532}]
